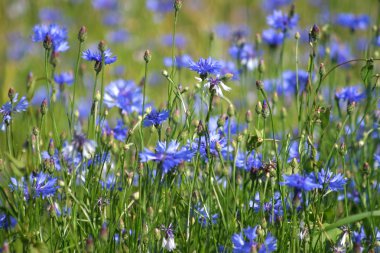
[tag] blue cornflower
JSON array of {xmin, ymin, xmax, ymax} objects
[
  {"xmin": 266, "ymin": 10, "xmax": 299, "ymax": 32},
  {"xmin": 281, "ymin": 174, "xmax": 322, "ymax": 191},
  {"xmin": 262, "ymin": 29, "xmax": 284, "ymax": 48},
  {"xmin": 282, "ymin": 70, "xmax": 309, "ymax": 94},
  {"xmin": 10, "ymin": 172, "xmax": 59, "ymax": 199},
  {"xmin": 201, "ymin": 76, "xmax": 232, "ymax": 97},
  {"xmin": 336, "ymin": 13, "xmax": 371, "ymax": 31},
  {"xmin": 146, "ymin": 0, "xmax": 173, "ymax": 13},
  {"xmin": 54, "ymin": 72, "xmax": 74, "ymax": 86},
  {"xmin": 106, "ymin": 29, "xmax": 130, "ymax": 43},
  {"xmin": 219, "ymin": 60, "xmax": 240, "ymax": 80},
  {"xmin": 82, "ymin": 48, "xmax": 117, "ymax": 65},
  {"xmin": 41, "ymin": 150, "xmax": 61, "ymax": 170},
  {"xmin": 143, "ymin": 109, "xmax": 170, "ymax": 127},
  {"xmin": 232, "ymin": 226, "xmax": 277, "ymax": 253},
  {"xmin": 103, "ymin": 120, "xmax": 128, "ymax": 142},
  {"xmin": 0, "ymin": 94, "xmax": 29, "ymax": 131},
  {"xmin": 92, "ymin": 0, "xmax": 118, "ymax": 10},
  {"xmin": 195, "ymin": 205, "xmax": 218, "ymax": 227},
  {"xmin": 319, "ymin": 39, "xmax": 353, "ymax": 65},
  {"xmin": 229, "ymin": 43, "xmax": 258, "ymax": 71},
  {"xmin": 335, "ymin": 85, "xmax": 365, "ymax": 102},
  {"xmin": 52, "ymin": 202, "xmax": 71, "ymax": 217},
  {"xmin": 104, "ymin": 79, "xmax": 143, "ymax": 114},
  {"xmin": 164, "ymin": 54, "xmax": 192, "ymax": 69},
  {"xmin": 140, "ymin": 140, "xmax": 195, "ymax": 174},
  {"xmin": 62, "ymin": 133, "xmax": 97, "ymax": 159},
  {"xmin": 288, "ymin": 141, "xmax": 300, "ymax": 162},
  {"xmin": 0, "ymin": 214, "xmax": 17, "ymax": 230},
  {"xmin": 161, "ymin": 34, "xmax": 187, "ymax": 48},
  {"xmin": 190, "ymin": 132, "xmax": 232, "ymax": 161},
  {"xmin": 188, "ymin": 57, "xmax": 222, "ymax": 79},
  {"xmin": 100, "ymin": 174, "xmax": 122, "ymax": 191},
  {"xmin": 262, "ymin": 0, "xmax": 292, "ymax": 12},
  {"xmin": 309, "ymin": 169, "xmax": 346, "ymax": 192},
  {"xmin": 352, "ymin": 227, "xmax": 366, "ymax": 250},
  {"xmin": 338, "ymin": 179, "xmax": 360, "ymax": 204},
  {"xmin": 32, "ymin": 24, "xmax": 69, "ymax": 52},
  {"xmin": 235, "ymin": 151, "xmax": 262, "ymax": 171},
  {"xmin": 7, "ymin": 33, "xmax": 32, "ymax": 61},
  {"xmin": 39, "ymin": 8, "xmax": 63, "ymax": 23}
]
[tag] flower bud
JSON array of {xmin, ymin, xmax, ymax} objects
[
  {"xmin": 255, "ymin": 33, "xmax": 262, "ymax": 46},
  {"xmin": 309, "ymin": 24, "xmax": 320, "ymax": 45},
  {"xmin": 48, "ymin": 139, "xmax": 55, "ymax": 157},
  {"xmin": 43, "ymin": 35, "xmax": 52, "ymax": 50},
  {"xmin": 261, "ymin": 100, "xmax": 270, "ymax": 119},
  {"xmin": 227, "ymin": 104, "xmax": 235, "ymax": 117},
  {"xmin": 256, "ymin": 80, "xmax": 264, "ymax": 91},
  {"xmin": 319, "ymin": 63, "xmax": 326, "ymax": 78},
  {"xmin": 40, "ymin": 99, "xmax": 48, "ymax": 116},
  {"xmin": 245, "ymin": 110, "xmax": 253, "ymax": 123},
  {"xmin": 86, "ymin": 235, "xmax": 94, "ymax": 253},
  {"xmin": 258, "ymin": 59, "xmax": 265, "ymax": 74},
  {"xmin": 78, "ymin": 26, "xmax": 87, "ymax": 42},
  {"xmin": 98, "ymin": 40, "xmax": 107, "ymax": 53},
  {"xmin": 347, "ymin": 101, "xmax": 356, "ymax": 115},
  {"xmin": 144, "ymin": 50, "xmax": 151, "ymax": 63},
  {"xmin": 255, "ymin": 101, "xmax": 262, "ymax": 115},
  {"xmin": 162, "ymin": 69, "xmax": 169, "ymax": 78},
  {"xmin": 100, "ymin": 223, "xmax": 108, "ymax": 241},
  {"xmin": 217, "ymin": 114, "xmax": 226, "ymax": 128},
  {"xmin": 8, "ymin": 88, "xmax": 15, "ymax": 101},
  {"xmin": 174, "ymin": 0, "xmax": 182, "ymax": 11},
  {"xmin": 295, "ymin": 31, "xmax": 300, "ymax": 40}
]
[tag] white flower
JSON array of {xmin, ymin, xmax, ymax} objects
[
  {"xmin": 162, "ymin": 236, "xmax": 176, "ymax": 252},
  {"xmin": 195, "ymin": 76, "xmax": 231, "ymax": 97}
]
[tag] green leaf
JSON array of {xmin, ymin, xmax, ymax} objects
[
  {"xmin": 323, "ymin": 210, "xmax": 380, "ymax": 231},
  {"xmin": 320, "ymin": 106, "xmax": 331, "ymax": 130},
  {"xmin": 246, "ymin": 134, "xmax": 263, "ymax": 152}
]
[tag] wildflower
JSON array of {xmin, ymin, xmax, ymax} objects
[
  {"xmin": 262, "ymin": 29, "xmax": 284, "ymax": 48},
  {"xmin": 194, "ymin": 205, "xmax": 218, "ymax": 227},
  {"xmin": 235, "ymin": 151, "xmax": 263, "ymax": 172},
  {"xmin": 54, "ymin": 71, "xmax": 74, "ymax": 86},
  {"xmin": 335, "ymin": 86, "xmax": 365, "ymax": 103},
  {"xmin": 104, "ymin": 79, "xmax": 143, "ymax": 114},
  {"xmin": 188, "ymin": 57, "xmax": 222, "ymax": 79},
  {"xmin": 106, "ymin": 29, "xmax": 129, "ymax": 43},
  {"xmin": 161, "ymin": 224, "xmax": 176, "ymax": 252},
  {"xmin": 100, "ymin": 174, "xmax": 122, "ymax": 191},
  {"xmin": 0, "ymin": 93, "xmax": 29, "ymax": 131},
  {"xmin": 62, "ymin": 133, "xmax": 97, "ymax": 159},
  {"xmin": 336, "ymin": 13, "xmax": 371, "ymax": 32},
  {"xmin": 262, "ymin": 0, "xmax": 292, "ymax": 12},
  {"xmin": 219, "ymin": 60, "xmax": 240, "ymax": 80},
  {"xmin": 103, "ymin": 120, "xmax": 128, "ymax": 142},
  {"xmin": 231, "ymin": 226, "xmax": 277, "ymax": 253},
  {"xmin": 7, "ymin": 33, "xmax": 32, "ymax": 61},
  {"xmin": 161, "ymin": 34, "xmax": 187, "ymax": 48},
  {"xmin": 82, "ymin": 48, "xmax": 117, "ymax": 65},
  {"xmin": 266, "ymin": 10, "xmax": 299, "ymax": 32},
  {"xmin": 309, "ymin": 169, "xmax": 346, "ymax": 192},
  {"xmin": 146, "ymin": 0, "xmax": 173, "ymax": 13},
  {"xmin": 41, "ymin": 149, "xmax": 61, "ymax": 170},
  {"xmin": 39, "ymin": 8, "xmax": 63, "ymax": 23},
  {"xmin": 228, "ymin": 43, "xmax": 258, "ymax": 71},
  {"xmin": 140, "ymin": 140, "xmax": 195, "ymax": 174},
  {"xmin": 0, "ymin": 214, "xmax": 17, "ymax": 230},
  {"xmin": 32, "ymin": 24, "xmax": 69, "ymax": 52},
  {"xmin": 10, "ymin": 172, "xmax": 59, "ymax": 199},
  {"xmin": 92, "ymin": 0, "xmax": 118, "ymax": 10},
  {"xmin": 200, "ymin": 76, "xmax": 232, "ymax": 97},
  {"xmin": 143, "ymin": 109, "xmax": 170, "ymax": 127},
  {"xmin": 338, "ymin": 179, "xmax": 360, "ymax": 204},
  {"xmin": 164, "ymin": 54, "xmax": 192, "ymax": 69},
  {"xmin": 281, "ymin": 174, "xmax": 322, "ymax": 191}
]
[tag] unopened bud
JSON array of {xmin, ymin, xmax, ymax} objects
[
  {"xmin": 174, "ymin": 0, "xmax": 182, "ymax": 11},
  {"xmin": 256, "ymin": 80, "xmax": 264, "ymax": 90},
  {"xmin": 217, "ymin": 114, "xmax": 226, "ymax": 128},
  {"xmin": 43, "ymin": 35, "xmax": 52, "ymax": 50},
  {"xmin": 78, "ymin": 26, "xmax": 87, "ymax": 42},
  {"xmin": 258, "ymin": 59, "xmax": 265, "ymax": 74},
  {"xmin": 319, "ymin": 63, "xmax": 326, "ymax": 78},
  {"xmin": 309, "ymin": 24, "xmax": 320, "ymax": 45},
  {"xmin": 227, "ymin": 104, "xmax": 235, "ymax": 117},
  {"xmin": 40, "ymin": 99, "xmax": 48, "ymax": 116},
  {"xmin": 144, "ymin": 50, "xmax": 151, "ymax": 63},
  {"xmin": 295, "ymin": 31, "xmax": 300, "ymax": 40},
  {"xmin": 48, "ymin": 139, "xmax": 55, "ymax": 156},
  {"xmin": 162, "ymin": 70, "xmax": 169, "ymax": 78},
  {"xmin": 245, "ymin": 110, "xmax": 253, "ymax": 123},
  {"xmin": 261, "ymin": 100, "xmax": 270, "ymax": 118},
  {"xmin": 98, "ymin": 40, "xmax": 107, "ymax": 53},
  {"xmin": 347, "ymin": 101, "xmax": 356, "ymax": 115},
  {"xmin": 86, "ymin": 236, "xmax": 94, "ymax": 253},
  {"xmin": 8, "ymin": 88, "xmax": 15, "ymax": 101},
  {"xmin": 255, "ymin": 101, "xmax": 262, "ymax": 114}
]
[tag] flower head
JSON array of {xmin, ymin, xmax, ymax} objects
[
  {"xmin": 309, "ymin": 169, "xmax": 346, "ymax": 192},
  {"xmin": 0, "ymin": 94, "xmax": 29, "ymax": 131},
  {"xmin": 82, "ymin": 48, "xmax": 117, "ymax": 65},
  {"xmin": 0, "ymin": 214, "xmax": 17, "ymax": 230},
  {"xmin": 104, "ymin": 79, "xmax": 143, "ymax": 114},
  {"xmin": 188, "ymin": 57, "xmax": 222, "ymax": 79},
  {"xmin": 201, "ymin": 76, "xmax": 232, "ymax": 97},
  {"xmin": 232, "ymin": 226, "xmax": 277, "ymax": 253},
  {"xmin": 54, "ymin": 71, "xmax": 74, "ymax": 86},
  {"xmin": 32, "ymin": 24, "xmax": 69, "ymax": 52},
  {"xmin": 281, "ymin": 174, "xmax": 322, "ymax": 191},
  {"xmin": 140, "ymin": 140, "xmax": 195, "ymax": 174},
  {"xmin": 262, "ymin": 29, "xmax": 284, "ymax": 48},
  {"xmin": 336, "ymin": 13, "xmax": 370, "ymax": 31},
  {"xmin": 335, "ymin": 85, "xmax": 365, "ymax": 103},
  {"xmin": 266, "ymin": 10, "xmax": 299, "ymax": 32},
  {"xmin": 143, "ymin": 109, "xmax": 170, "ymax": 127},
  {"xmin": 164, "ymin": 54, "xmax": 192, "ymax": 69}
]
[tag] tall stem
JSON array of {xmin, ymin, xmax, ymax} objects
[{"xmin": 70, "ymin": 41, "xmax": 83, "ymax": 134}]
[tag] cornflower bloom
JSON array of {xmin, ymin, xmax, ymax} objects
[
  {"xmin": 161, "ymin": 34, "xmax": 187, "ymax": 48},
  {"xmin": 194, "ymin": 205, "xmax": 218, "ymax": 227},
  {"xmin": 228, "ymin": 43, "xmax": 258, "ymax": 71},
  {"xmin": 0, "ymin": 214, "xmax": 17, "ymax": 230},
  {"xmin": 54, "ymin": 72, "xmax": 74, "ymax": 86},
  {"xmin": 161, "ymin": 224, "xmax": 176, "ymax": 252},
  {"xmin": 266, "ymin": 10, "xmax": 299, "ymax": 32},
  {"xmin": 335, "ymin": 13, "xmax": 371, "ymax": 32},
  {"xmin": 309, "ymin": 169, "xmax": 346, "ymax": 192},
  {"xmin": 164, "ymin": 54, "xmax": 192, "ymax": 69},
  {"xmin": 82, "ymin": 48, "xmax": 117, "ymax": 65},
  {"xmin": 32, "ymin": 24, "xmax": 69, "ymax": 52},
  {"xmin": 188, "ymin": 57, "xmax": 222, "ymax": 79},
  {"xmin": 0, "ymin": 93, "xmax": 29, "ymax": 131},
  {"xmin": 200, "ymin": 76, "xmax": 232, "ymax": 97},
  {"xmin": 231, "ymin": 226, "xmax": 277, "ymax": 253},
  {"xmin": 62, "ymin": 133, "xmax": 97, "ymax": 159},
  {"xmin": 335, "ymin": 86, "xmax": 365, "ymax": 103},
  {"xmin": 104, "ymin": 79, "xmax": 143, "ymax": 114},
  {"xmin": 143, "ymin": 109, "xmax": 170, "ymax": 127},
  {"xmin": 281, "ymin": 174, "xmax": 322, "ymax": 191},
  {"xmin": 262, "ymin": 29, "xmax": 284, "ymax": 48},
  {"xmin": 140, "ymin": 140, "xmax": 195, "ymax": 174}
]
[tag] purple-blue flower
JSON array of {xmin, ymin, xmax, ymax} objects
[
  {"xmin": 232, "ymin": 226, "xmax": 277, "ymax": 253},
  {"xmin": 82, "ymin": 48, "xmax": 117, "ymax": 65},
  {"xmin": 143, "ymin": 110, "xmax": 170, "ymax": 127},
  {"xmin": 54, "ymin": 72, "xmax": 74, "ymax": 86},
  {"xmin": 309, "ymin": 169, "xmax": 346, "ymax": 192},
  {"xmin": 281, "ymin": 174, "xmax": 322, "ymax": 191},
  {"xmin": 262, "ymin": 29, "xmax": 284, "ymax": 48},
  {"xmin": 187, "ymin": 57, "xmax": 222, "ymax": 78},
  {"xmin": 32, "ymin": 24, "xmax": 69, "ymax": 52},
  {"xmin": 164, "ymin": 54, "xmax": 192, "ymax": 69},
  {"xmin": 0, "ymin": 214, "xmax": 17, "ymax": 230},
  {"xmin": 140, "ymin": 140, "xmax": 195, "ymax": 174},
  {"xmin": 104, "ymin": 79, "xmax": 143, "ymax": 114},
  {"xmin": 41, "ymin": 149, "xmax": 61, "ymax": 170},
  {"xmin": 92, "ymin": 0, "xmax": 118, "ymax": 10},
  {"xmin": 266, "ymin": 10, "xmax": 299, "ymax": 32},
  {"xmin": 0, "ymin": 94, "xmax": 29, "ymax": 131},
  {"xmin": 229, "ymin": 43, "xmax": 258, "ymax": 71},
  {"xmin": 195, "ymin": 205, "xmax": 218, "ymax": 227},
  {"xmin": 335, "ymin": 85, "xmax": 365, "ymax": 103},
  {"xmin": 146, "ymin": 0, "xmax": 173, "ymax": 13},
  {"xmin": 10, "ymin": 172, "xmax": 59, "ymax": 199},
  {"xmin": 107, "ymin": 29, "xmax": 130, "ymax": 43},
  {"xmin": 336, "ymin": 13, "xmax": 371, "ymax": 31},
  {"xmin": 161, "ymin": 34, "xmax": 187, "ymax": 48}
]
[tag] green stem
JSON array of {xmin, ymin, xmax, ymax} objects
[{"xmin": 70, "ymin": 41, "xmax": 83, "ymax": 134}]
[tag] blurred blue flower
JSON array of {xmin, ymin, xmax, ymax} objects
[
  {"xmin": 229, "ymin": 43, "xmax": 258, "ymax": 71},
  {"xmin": 92, "ymin": 0, "xmax": 118, "ymax": 10},
  {"xmin": 262, "ymin": 0, "xmax": 292, "ymax": 12},
  {"xmin": 161, "ymin": 34, "xmax": 187, "ymax": 48},
  {"xmin": 219, "ymin": 60, "xmax": 239, "ymax": 80},
  {"xmin": 104, "ymin": 79, "xmax": 143, "ymax": 114},
  {"xmin": 39, "ymin": 8, "xmax": 63, "ymax": 23},
  {"xmin": 336, "ymin": 13, "xmax": 370, "ymax": 31},
  {"xmin": 107, "ymin": 29, "xmax": 130, "ymax": 43},
  {"xmin": 32, "ymin": 24, "xmax": 69, "ymax": 52},
  {"xmin": 195, "ymin": 205, "xmax": 218, "ymax": 227},
  {"xmin": 338, "ymin": 179, "xmax": 360, "ymax": 204},
  {"xmin": 140, "ymin": 140, "xmax": 195, "ymax": 174},
  {"xmin": 146, "ymin": 0, "xmax": 173, "ymax": 13},
  {"xmin": 143, "ymin": 109, "xmax": 169, "ymax": 127},
  {"xmin": 319, "ymin": 39, "xmax": 353, "ymax": 65},
  {"xmin": 102, "ymin": 11, "xmax": 123, "ymax": 26},
  {"xmin": 266, "ymin": 10, "xmax": 298, "ymax": 32},
  {"xmin": 262, "ymin": 29, "xmax": 284, "ymax": 47},
  {"xmin": 281, "ymin": 174, "xmax": 322, "ymax": 191},
  {"xmin": 164, "ymin": 54, "xmax": 192, "ymax": 69},
  {"xmin": 54, "ymin": 72, "xmax": 74, "ymax": 86},
  {"xmin": 375, "ymin": 36, "xmax": 380, "ymax": 47},
  {"xmin": 82, "ymin": 48, "xmax": 117, "ymax": 65},
  {"xmin": 100, "ymin": 174, "xmax": 122, "ymax": 191},
  {"xmin": 335, "ymin": 85, "xmax": 365, "ymax": 102},
  {"xmin": 0, "ymin": 214, "xmax": 17, "ymax": 230},
  {"xmin": 103, "ymin": 120, "xmax": 128, "ymax": 141},
  {"xmin": 235, "ymin": 151, "xmax": 262, "ymax": 171},
  {"xmin": 188, "ymin": 57, "xmax": 222, "ymax": 78},
  {"xmin": 41, "ymin": 149, "xmax": 61, "ymax": 170},
  {"xmin": 0, "ymin": 94, "xmax": 29, "ymax": 131},
  {"xmin": 7, "ymin": 32, "xmax": 32, "ymax": 61},
  {"xmin": 232, "ymin": 226, "xmax": 277, "ymax": 253}
]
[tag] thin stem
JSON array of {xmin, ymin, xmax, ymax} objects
[{"xmin": 70, "ymin": 41, "xmax": 83, "ymax": 134}]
